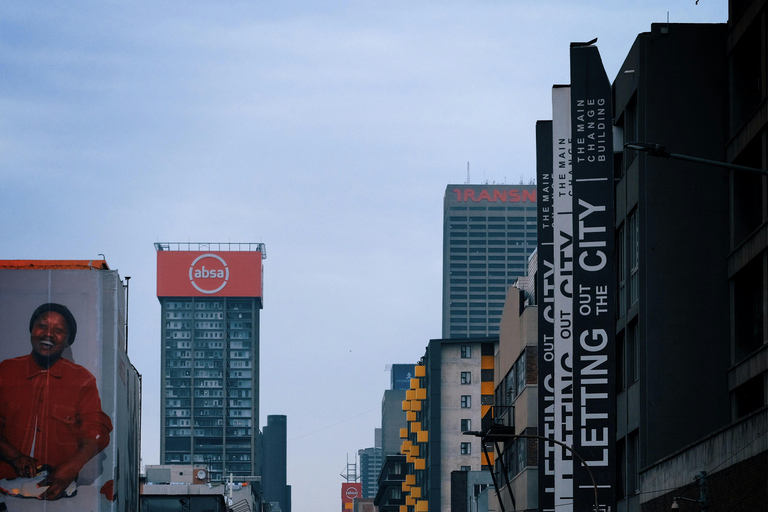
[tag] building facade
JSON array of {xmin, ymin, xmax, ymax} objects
[
  {"xmin": 156, "ymin": 242, "xmax": 265, "ymax": 481},
  {"xmin": 442, "ymin": 185, "xmax": 537, "ymax": 339},
  {"xmin": 401, "ymin": 337, "xmax": 498, "ymax": 512}
]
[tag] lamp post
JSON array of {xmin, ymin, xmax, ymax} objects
[
  {"xmin": 670, "ymin": 471, "xmax": 708, "ymax": 512},
  {"xmin": 464, "ymin": 431, "xmax": 600, "ymax": 512},
  {"xmin": 624, "ymin": 142, "xmax": 767, "ymax": 175}
]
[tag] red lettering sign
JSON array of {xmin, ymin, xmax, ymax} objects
[{"xmin": 451, "ymin": 187, "xmax": 537, "ymax": 203}]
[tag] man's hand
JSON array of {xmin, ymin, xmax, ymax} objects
[
  {"xmin": 11, "ymin": 455, "xmax": 38, "ymax": 478},
  {"xmin": 38, "ymin": 460, "xmax": 79, "ymax": 500}
]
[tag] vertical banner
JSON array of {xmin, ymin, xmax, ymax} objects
[
  {"xmin": 536, "ymin": 120, "xmax": 555, "ymax": 512},
  {"xmin": 570, "ymin": 43, "xmax": 616, "ymax": 512},
  {"xmin": 552, "ymin": 85, "xmax": 574, "ymax": 512}
]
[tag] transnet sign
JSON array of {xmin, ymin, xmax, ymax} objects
[
  {"xmin": 449, "ymin": 187, "xmax": 536, "ymax": 203},
  {"xmin": 157, "ymin": 251, "xmax": 262, "ymax": 297}
]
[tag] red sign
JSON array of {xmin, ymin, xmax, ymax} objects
[
  {"xmin": 450, "ymin": 187, "xmax": 536, "ymax": 203},
  {"xmin": 341, "ymin": 483, "xmax": 361, "ymax": 504},
  {"xmin": 157, "ymin": 251, "xmax": 262, "ymax": 298}
]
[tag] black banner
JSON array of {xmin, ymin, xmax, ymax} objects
[
  {"xmin": 536, "ymin": 120, "xmax": 555, "ymax": 512},
  {"xmin": 569, "ymin": 43, "xmax": 616, "ymax": 512}
]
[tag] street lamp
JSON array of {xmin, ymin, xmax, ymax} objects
[
  {"xmin": 624, "ymin": 141, "xmax": 768, "ymax": 175},
  {"xmin": 463, "ymin": 431, "xmax": 600, "ymax": 512},
  {"xmin": 670, "ymin": 471, "xmax": 708, "ymax": 512}
]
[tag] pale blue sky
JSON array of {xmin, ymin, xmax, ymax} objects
[{"xmin": 0, "ymin": 2, "xmax": 727, "ymax": 510}]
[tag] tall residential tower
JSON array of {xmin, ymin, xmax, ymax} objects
[{"xmin": 156, "ymin": 242, "xmax": 265, "ymax": 481}]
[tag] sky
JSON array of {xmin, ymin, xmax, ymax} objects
[{"xmin": 0, "ymin": 1, "xmax": 728, "ymax": 511}]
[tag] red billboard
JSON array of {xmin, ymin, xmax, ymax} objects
[
  {"xmin": 157, "ymin": 251, "xmax": 262, "ymax": 298},
  {"xmin": 341, "ymin": 482, "xmax": 362, "ymax": 504}
]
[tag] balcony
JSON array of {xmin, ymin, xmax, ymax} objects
[{"xmin": 481, "ymin": 405, "xmax": 515, "ymax": 440}]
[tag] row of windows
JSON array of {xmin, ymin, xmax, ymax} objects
[
  {"xmin": 450, "ymin": 271, "xmax": 526, "ymax": 277},
  {"xmin": 450, "ymin": 255, "xmax": 527, "ymax": 261},
  {"xmin": 450, "ymin": 247, "xmax": 529, "ymax": 253},
  {"xmin": 450, "ymin": 232, "xmax": 535, "ymax": 239},
  {"xmin": 449, "ymin": 263, "xmax": 527, "ymax": 269},
  {"xmin": 449, "ymin": 240, "xmax": 534, "ymax": 247}
]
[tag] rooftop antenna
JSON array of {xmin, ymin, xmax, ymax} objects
[{"xmin": 466, "ymin": 162, "xmax": 470, "ymax": 184}]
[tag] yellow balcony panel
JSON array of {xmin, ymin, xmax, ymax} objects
[
  {"xmin": 411, "ymin": 487, "xmax": 422, "ymax": 499},
  {"xmin": 402, "ymin": 400, "xmax": 411, "ymax": 411},
  {"xmin": 415, "ymin": 365, "xmax": 425, "ymax": 377},
  {"xmin": 406, "ymin": 496, "xmax": 416, "ymax": 506},
  {"xmin": 402, "ymin": 481, "xmax": 411, "ymax": 493},
  {"xmin": 406, "ymin": 454, "xmax": 415, "ymax": 464},
  {"xmin": 481, "ymin": 404, "xmax": 491, "ymax": 418},
  {"xmin": 345, "ymin": 503, "xmax": 353, "ymax": 510},
  {"xmin": 414, "ymin": 458, "xmax": 426, "ymax": 470},
  {"xmin": 402, "ymin": 439, "xmax": 412, "ymax": 450},
  {"xmin": 411, "ymin": 400, "xmax": 422, "ymax": 411},
  {"xmin": 406, "ymin": 474, "xmax": 416, "ymax": 485},
  {"xmin": 415, "ymin": 388, "xmax": 427, "ymax": 400},
  {"xmin": 481, "ymin": 381, "xmax": 494, "ymax": 395},
  {"xmin": 410, "ymin": 377, "xmax": 420, "ymax": 389},
  {"xmin": 482, "ymin": 451, "xmax": 495, "ymax": 466},
  {"xmin": 416, "ymin": 430, "xmax": 429, "ymax": 443},
  {"xmin": 415, "ymin": 499, "xmax": 429, "ymax": 512},
  {"xmin": 406, "ymin": 389, "xmax": 415, "ymax": 401},
  {"xmin": 410, "ymin": 422, "xmax": 421, "ymax": 433},
  {"xmin": 400, "ymin": 427, "xmax": 408, "ymax": 439},
  {"xmin": 410, "ymin": 445, "xmax": 420, "ymax": 457},
  {"xmin": 481, "ymin": 355, "xmax": 494, "ymax": 369},
  {"xmin": 407, "ymin": 411, "xmax": 417, "ymax": 422},
  {"xmin": 400, "ymin": 506, "xmax": 408, "ymax": 512}
]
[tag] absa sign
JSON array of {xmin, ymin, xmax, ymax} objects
[{"xmin": 189, "ymin": 254, "xmax": 229, "ymax": 294}]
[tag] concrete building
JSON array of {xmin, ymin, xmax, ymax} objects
[
  {"xmin": 401, "ymin": 337, "xmax": 498, "ymax": 512},
  {"xmin": 156, "ymin": 242, "xmax": 265, "ymax": 481},
  {"xmin": 621, "ymin": 4, "xmax": 768, "ymax": 512},
  {"xmin": 442, "ymin": 184, "xmax": 538, "ymax": 338}
]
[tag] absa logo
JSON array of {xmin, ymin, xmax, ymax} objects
[{"xmin": 189, "ymin": 254, "xmax": 230, "ymax": 294}]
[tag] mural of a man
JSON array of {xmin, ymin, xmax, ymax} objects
[{"xmin": 0, "ymin": 303, "xmax": 113, "ymax": 500}]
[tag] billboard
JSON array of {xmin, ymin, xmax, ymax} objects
[
  {"xmin": 536, "ymin": 119, "xmax": 556, "ymax": 512},
  {"xmin": 0, "ymin": 267, "xmax": 140, "ymax": 511},
  {"xmin": 445, "ymin": 185, "xmax": 537, "ymax": 204},
  {"xmin": 157, "ymin": 251, "xmax": 263, "ymax": 298},
  {"xmin": 570, "ymin": 43, "xmax": 616, "ymax": 512},
  {"xmin": 551, "ymin": 85, "xmax": 574, "ymax": 512},
  {"xmin": 538, "ymin": 42, "xmax": 616, "ymax": 512},
  {"xmin": 341, "ymin": 482, "xmax": 362, "ymax": 509}
]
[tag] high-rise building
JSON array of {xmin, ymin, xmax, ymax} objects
[
  {"xmin": 358, "ymin": 432, "xmax": 383, "ymax": 499},
  {"xmin": 156, "ymin": 242, "xmax": 265, "ymax": 481},
  {"xmin": 442, "ymin": 184, "xmax": 537, "ymax": 338},
  {"xmin": 263, "ymin": 415, "xmax": 291, "ymax": 512}
]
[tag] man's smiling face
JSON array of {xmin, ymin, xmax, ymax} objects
[{"xmin": 30, "ymin": 311, "xmax": 69, "ymax": 364}]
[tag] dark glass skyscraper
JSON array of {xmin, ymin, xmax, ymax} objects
[
  {"xmin": 156, "ymin": 242, "xmax": 265, "ymax": 481},
  {"xmin": 442, "ymin": 184, "xmax": 537, "ymax": 338}
]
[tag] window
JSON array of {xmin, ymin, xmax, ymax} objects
[
  {"xmin": 461, "ymin": 395, "xmax": 471, "ymax": 408},
  {"xmin": 627, "ymin": 322, "xmax": 638, "ymax": 383},
  {"xmin": 461, "ymin": 372, "xmax": 471, "ymax": 384},
  {"xmin": 616, "ymin": 224, "xmax": 626, "ymax": 316},
  {"xmin": 461, "ymin": 419, "xmax": 472, "ymax": 432},
  {"xmin": 460, "ymin": 442, "xmax": 471, "ymax": 455},
  {"xmin": 461, "ymin": 345, "xmax": 472, "ymax": 358},
  {"xmin": 628, "ymin": 210, "xmax": 639, "ymax": 305}
]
